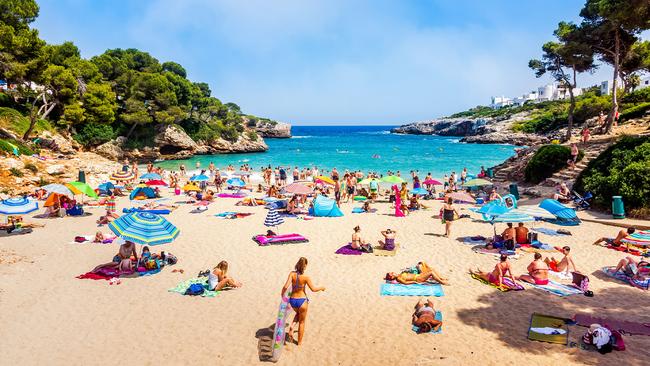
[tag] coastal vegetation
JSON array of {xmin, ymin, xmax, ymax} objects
[
  {"xmin": 574, "ymin": 135, "xmax": 650, "ymax": 215},
  {"xmin": 0, "ymin": 0, "xmax": 278, "ymax": 150},
  {"xmin": 524, "ymin": 144, "xmax": 583, "ymax": 184}
]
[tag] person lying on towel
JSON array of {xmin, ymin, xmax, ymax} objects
[
  {"xmin": 385, "ymin": 261, "xmax": 449, "ymax": 285},
  {"xmin": 412, "ymin": 298, "xmax": 442, "ymax": 334},
  {"xmin": 470, "ymin": 254, "xmax": 519, "ymax": 290},
  {"xmin": 614, "ymin": 256, "xmax": 650, "ymax": 280},
  {"xmin": 593, "ymin": 227, "xmax": 635, "ymax": 247}
]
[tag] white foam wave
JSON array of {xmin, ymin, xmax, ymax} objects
[{"xmin": 291, "ymin": 135, "xmax": 313, "ymax": 139}]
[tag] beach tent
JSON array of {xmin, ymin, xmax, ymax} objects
[
  {"xmin": 129, "ymin": 186, "xmax": 156, "ymax": 200},
  {"xmin": 310, "ymin": 195, "xmax": 343, "ymax": 217},
  {"xmin": 539, "ymin": 199, "xmax": 581, "ymax": 226}
]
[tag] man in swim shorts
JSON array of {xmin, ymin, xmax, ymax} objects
[
  {"xmin": 544, "ymin": 246, "xmax": 577, "ymax": 275},
  {"xmin": 593, "ymin": 227, "xmax": 635, "ymax": 247}
]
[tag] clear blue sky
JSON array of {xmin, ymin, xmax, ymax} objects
[{"xmin": 34, "ymin": 0, "xmax": 621, "ymax": 125}]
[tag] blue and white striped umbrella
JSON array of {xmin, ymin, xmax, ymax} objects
[
  {"xmin": 0, "ymin": 197, "xmax": 39, "ymax": 215},
  {"xmin": 491, "ymin": 211, "xmax": 535, "ymax": 223},
  {"xmin": 140, "ymin": 173, "xmax": 161, "ymax": 180},
  {"xmin": 108, "ymin": 212, "xmax": 180, "ymax": 246},
  {"xmin": 42, "ymin": 183, "xmax": 74, "ymax": 197},
  {"xmin": 227, "ymin": 177, "xmax": 246, "ymax": 187},
  {"xmin": 264, "ymin": 209, "xmax": 284, "ymax": 228},
  {"xmin": 190, "ymin": 174, "xmax": 210, "ymax": 182}
]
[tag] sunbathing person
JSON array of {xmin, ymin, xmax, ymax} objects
[
  {"xmin": 385, "ymin": 261, "xmax": 449, "ymax": 285},
  {"xmin": 515, "ymin": 222, "xmax": 529, "ymax": 244},
  {"xmin": 362, "ymin": 201, "xmax": 372, "ymax": 212},
  {"xmin": 92, "ymin": 238, "xmax": 138, "ymax": 273},
  {"xmin": 351, "ymin": 226, "xmax": 373, "ymax": 252},
  {"xmin": 5, "ymin": 216, "xmax": 44, "ymax": 229},
  {"xmin": 614, "ymin": 256, "xmax": 650, "ymax": 280},
  {"xmin": 553, "ymin": 182, "xmax": 571, "ymax": 202},
  {"xmin": 470, "ymin": 254, "xmax": 518, "ymax": 289},
  {"xmin": 207, "ymin": 261, "xmax": 242, "ymax": 291},
  {"xmin": 500, "ymin": 223, "xmax": 516, "ymax": 247},
  {"xmin": 97, "ymin": 209, "xmax": 119, "ymax": 225},
  {"xmin": 412, "ymin": 299, "xmax": 442, "ymax": 334},
  {"xmin": 517, "ymin": 253, "xmax": 549, "ymax": 285},
  {"xmin": 593, "ymin": 227, "xmax": 635, "ymax": 247},
  {"xmin": 544, "ymin": 246, "xmax": 577, "ymax": 275},
  {"xmin": 379, "ymin": 229, "xmax": 396, "ymax": 250}
]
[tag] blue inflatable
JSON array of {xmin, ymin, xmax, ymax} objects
[
  {"xmin": 539, "ymin": 199, "xmax": 581, "ymax": 226},
  {"xmin": 310, "ymin": 195, "xmax": 344, "ymax": 217}
]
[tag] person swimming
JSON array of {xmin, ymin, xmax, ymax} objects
[{"xmin": 281, "ymin": 257, "xmax": 325, "ymax": 345}]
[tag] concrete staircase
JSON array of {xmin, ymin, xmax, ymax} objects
[{"xmin": 543, "ymin": 138, "xmax": 614, "ymax": 187}]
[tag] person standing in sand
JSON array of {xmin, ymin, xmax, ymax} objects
[
  {"xmin": 441, "ymin": 197, "xmax": 459, "ymax": 237},
  {"xmin": 281, "ymin": 257, "xmax": 325, "ymax": 346}
]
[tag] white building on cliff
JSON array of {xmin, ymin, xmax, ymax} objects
[{"xmin": 491, "ymin": 82, "xmax": 583, "ymax": 109}]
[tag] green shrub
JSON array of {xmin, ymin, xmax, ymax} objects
[
  {"xmin": 246, "ymin": 130, "xmax": 258, "ymax": 140},
  {"xmin": 573, "ymin": 95, "xmax": 611, "ymax": 123},
  {"xmin": 73, "ymin": 123, "xmax": 115, "ymax": 147},
  {"xmin": 9, "ymin": 167, "xmax": 23, "ymax": 177},
  {"xmin": 622, "ymin": 88, "xmax": 650, "ymax": 104},
  {"xmin": 619, "ymin": 102, "xmax": 650, "ymax": 121},
  {"xmin": 0, "ymin": 107, "xmax": 53, "ymax": 136},
  {"xmin": 0, "ymin": 138, "xmax": 36, "ymax": 155},
  {"xmin": 37, "ymin": 177, "xmax": 50, "ymax": 186},
  {"xmin": 24, "ymin": 163, "xmax": 38, "ymax": 173},
  {"xmin": 574, "ymin": 136, "xmax": 650, "ymax": 210},
  {"xmin": 524, "ymin": 144, "xmax": 583, "ymax": 183}
]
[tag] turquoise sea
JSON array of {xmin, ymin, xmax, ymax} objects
[{"xmin": 154, "ymin": 126, "xmax": 516, "ymax": 178}]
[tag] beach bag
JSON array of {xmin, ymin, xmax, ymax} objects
[
  {"xmin": 527, "ymin": 232, "xmax": 538, "ymax": 244},
  {"xmin": 504, "ymin": 239, "xmax": 515, "ymax": 251},
  {"xmin": 164, "ymin": 253, "xmax": 177, "ymax": 265},
  {"xmin": 75, "ymin": 236, "xmax": 88, "ymax": 243},
  {"xmin": 571, "ymin": 272, "xmax": 589, "ymax": 292},
  {"xmin": 606, "ymin": 327, "xmax": 625, "ymax": 351},
  {"xmin": 185, "ymin": 283, "xmax": 205, "ymax": 296}
]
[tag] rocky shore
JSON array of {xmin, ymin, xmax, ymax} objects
[
  {"xmin": 391, "ymin": 112, "xmax": 544, "ymax": 146},
  {"xmin": 254, "ymin": 120, "xmax": 292, "ymax": 138}
]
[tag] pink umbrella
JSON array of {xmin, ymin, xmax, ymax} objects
[
  {"xmin": 145, "ymin": 180, "xmax": 168, "ymax": 186},
  {"xmin": 423, "ymin": 179, "xmax": 443, "ymax": 185},
  {"xmin": 450, "ymin": 191, "xmax": 476, "ymax": 204},
  {"xmin": 284, "ymin": 183, "xmax": 313, "ymax": 195}
]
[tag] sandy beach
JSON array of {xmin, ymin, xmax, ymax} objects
[{"xmin": 1, "ymin": 189, "xmax": 648, "ymax": 366}]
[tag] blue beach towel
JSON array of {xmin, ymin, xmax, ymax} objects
[
  {"xmin": 533, "ymin": 228, "xmax": 563, "ymax": 236},
  {"xmin": 352, "ymin": 207, "xmax": 365, "ymax": 214},
  {"xmin": 380, "ymin": 283, "xmax": 444, "ymax": 297},
  {"xmin": 525, "ymin": 280, "xmax": 582, "ymax": 297},
  {"xmin": 411, "ymin": 311, "xmax": 443, "ymax": 334}
]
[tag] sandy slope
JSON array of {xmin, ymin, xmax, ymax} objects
[{"xmin": 0, "ymin": 192, "xmax": 649, "ymax": 366}]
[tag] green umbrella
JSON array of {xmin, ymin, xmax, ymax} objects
[
  {"xmin": 381, "ymin": 175, "xmax": 405, "ymax": 184},
  {"xmin": 358, "ymin": 177, "xmax": 380, "ymax": 185},
  {"xmin": 462, "ymin": 178, "xmax": 493, "ymax": 187},
  {"xmin": 66, "ymin": 181, "xmax": 99, "ymax": 198}
]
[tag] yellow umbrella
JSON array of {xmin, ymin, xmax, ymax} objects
[
  {"xmin": 182, "ymin": 183, "xmax": 201, "ymax": 192},
  {"xmin": 314, "ymin": 176, "xmax": 335, "ymax": 185}
]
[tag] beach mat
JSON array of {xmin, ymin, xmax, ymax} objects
[
  {"xmin": 168, "ymin": 278, "xmax": 218, "ymax": 298},
  {"xmin": 528, "ymin": 313, "xmax": 570, "ymax": 345},
  {"xmin": 0, "ymin": 228, "xmax": 33, "ymax": 237},
  {"xmin": 380, "ymin": 283, "xmax": 444, "ymax": 297},
  {"xmin": 525, "ymin": 280, "xmax": 582, "ymax": 297},
  {"xmin": 76, "ymin": 272, "xmax": 111, "ymax": 281},
  {"xmin": 411, "ymin": 311, "xmax": 443, "ymax": 334},
  {"xmin": 471, "ymin": 246, "xmax": 520, "ymax": 260},
  {"xmin": 461, "ymin": 236, "xmax": 487, "ymax": 245},
  {"xmin": 532, "ymin": 228, "xmax": 570, "ymax": 236},
  {"xmin": 470, "ymin": 273, "xmax": 524, "ymax": 292},
  {"xmin": 373, "ymin": 243, "xmax": 399, "ymax": 256},
  {"xmin": 574, "ymin": 314, "xmax": 650, "ymax": 336},
  {"xmin": 335, "ymin": 244, "xmax": 364, "ymax": 255},
  {"xmin": 601, "ymin": 266, "xmax": 650, "ymax": 290}
]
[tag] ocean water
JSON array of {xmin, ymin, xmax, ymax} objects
[{"xmin": 154, "ymin": 126, "xmax": 516, "ymax": 178}]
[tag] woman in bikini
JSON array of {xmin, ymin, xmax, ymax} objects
[
  {"xmin": 379, "ymin": 229, "xmax": 396, "ymax": 251},
  {"xmin": 441, "ymin": 197, "xmax": 459, "ymax": 237},
  {"xmin": 385, "ymin": 261, "xmax": 449, "ymax": 285},
  {"xmin": 351, "ymin": 226, "xmax": 373, "ymax": 252},
  {"xmin": 518, "ymin": 253, "xmax": 549, "ymax": 285},
  {"xmin": 470, "ymin": 254, "xmax": 518, "ymax": 289},
  {"xmin": 281, "ymin": 257, "xmax": 325, "ymax": 345},
  {"xmin": 208, "ymin": 261, "xmax": 242, "ymax": 291},
  {"xmin": 412, "ymin": 298, "xmax": 442, "ymax": 333}
]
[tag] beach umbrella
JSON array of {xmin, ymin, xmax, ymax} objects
[
  {"xmin": 284, "ymin": 183, "xmax": 313, "ymax": 195},
  {"xmin": 490, "ymin": 211, "xmax": 535, "ymax": 223},
  {"xmin": 449, "ymin": 191, "xmax": 476, "ymax": 204},
  {"xmin": 42, "ymin": 183, "xmax": 74, "ymax": 198},
  {"xmin": 65, "ymin": 181, "xmax": 99, "ymax": 198},
  {"xmin": 381, "ymin": 175, "xmax": 405, "ymax": 184},
  {"xmin": 145, "ymin": 179, "xmax": 168, "ymax": 187},
  {"xmin": 182, "ymin": 183, "xmax": 201, "ymax": 192},
  {"xmin": 0, "ymin": 197, "xmax": 38, "ymax": 215},
  {"xmin": 140, "ymin": 173, "xmax": 161, "ymax": 180},
  {"xmin": 98, "ymin": 182, "xmax": 115, "ymax": 191},
  {"xmin": 314, "ymin": 176, "xmax": 335, "ymax": 185},
  {"xmin": 422, "ymin": 179, "xmax": 442, "ymax": 186},
  {"xmin": 264, "ymin": 209, "xmax": 284, "ymax": 229},
  {"xmin": 463, "ymin": 178, "xmax": 493, "ymax": 187},
  {"xmin": 226, "ymin": 177, "xmax": 246, "ymax": 187},
  {"xmin": 110, "ymin": 171, "xmax": 135, "ymax": 181},
  {"xmin": 410, "ymin": 188, "xmax": 429, "ymax": 196},
  {"xmin": 513, "ymin": 205, "xmax": 555, "ymax": 220},
  {"xmin": 190, "ymin": 174, "xmax": 210, "ymax": 182},
  {"xmin": 358, "ymin": 177, "xmax": 380, "ymax": 185},
  {"xmin": 109, "ymin": 212, "xmax": 180, "ymax": 246},
  {"xmin": 621, "ymin": 231, "xmax": 650, "ymax": 248}
]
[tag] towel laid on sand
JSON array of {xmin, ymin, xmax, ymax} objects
[
  {"xmin": 462, "ymin": 236, "xmax": 487, "ymax": 245},
  {"xmin": 411, "ymin": 311, "xmax": 443, "ymax": 334},
  {"xmin": 601, "ymin": 266, "xmax": 650, "ymax": 290},
  {"xmin": 168, "ymin": 278, "xmax": 219, "ymax": 297},
  {"xmin": 380, "ymin": 283, "xmax": 444, "ymax": 297},
  {"xmin": 373, "ymin": 243, "xmax": 399, "ymax": 256},
  {"xmin": 574, "ymin": 314, "xmax": 650, "ymax": 336},
  {"xmin": 533, "ymin": 228, "xmax": 568, "ymax": 236},
  {"xmin": 470, "ymin": 273, "xmax": 524, "ymax": 291},
  {"xmin": 524, "ymin": 280, "xmax": 582, "ymax": 297},
  {"xmin": 471, "ymin": 246, "xmax": 520, "ymax": 260},
  {"xmin": 335, "ymin": 244, "xmax": 364, "ymax": 255},
  {"xmin": 528, "ymin": 313, "xmax": 570, "ymax": 345}
]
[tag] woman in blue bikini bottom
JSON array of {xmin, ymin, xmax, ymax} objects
[{"xmin": 281, "ymin": 257, "xmax": 325, "ymax": 345}]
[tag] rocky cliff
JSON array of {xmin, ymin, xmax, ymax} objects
[
  {"xmin": 391, "ymin": 112, "xmax": 541, "ymax": 146},
  {"xmin": 252, "ymin": 118, "xmax": 292, "ymax": 138}
]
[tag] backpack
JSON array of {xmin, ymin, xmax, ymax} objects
[{"xmin": 184, "ymin": 283, "xmax": 205, "ymax": 296}]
